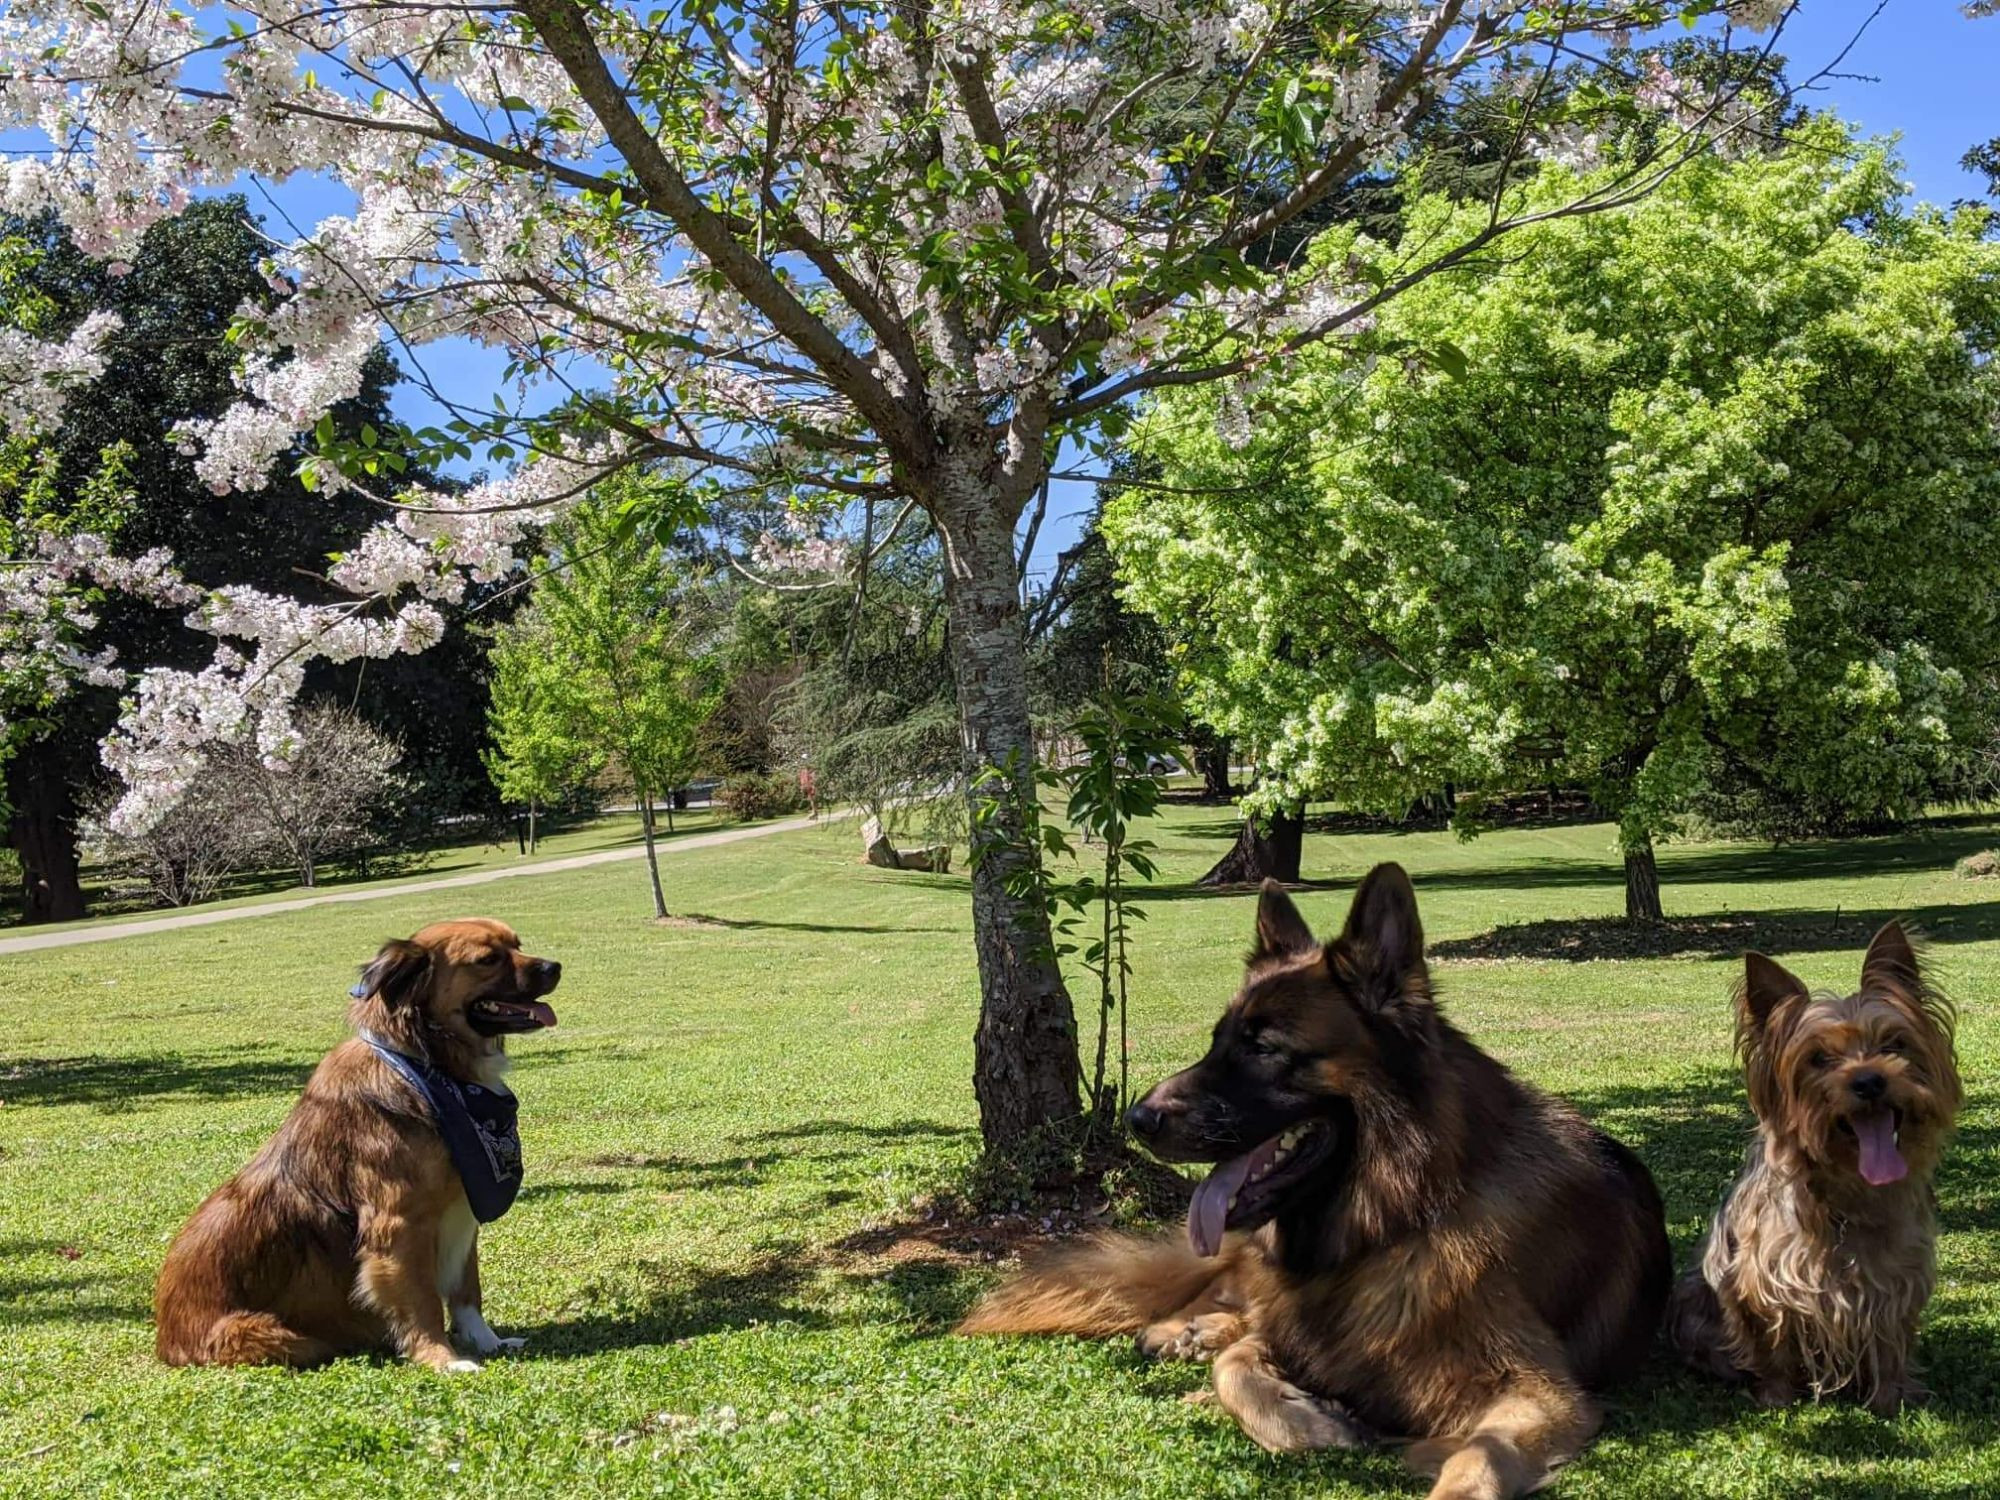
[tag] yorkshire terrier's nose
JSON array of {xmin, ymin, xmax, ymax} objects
[{"xmin": 1850, "ymin": 1069, "xmax": 1888, "ymax": 1103}]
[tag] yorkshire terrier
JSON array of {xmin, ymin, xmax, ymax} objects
[{"xmin": 1669, "ymin": 921, "xmax": 1961, "ymax": 1413}]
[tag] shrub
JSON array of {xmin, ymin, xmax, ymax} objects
[
  {"xmin": 1954, "ymin": 850, "xmax": 2000, "ymax": 880},
  {"xmin": 716, "ymin": 771, "xmax": 805, "ymax": 821}
]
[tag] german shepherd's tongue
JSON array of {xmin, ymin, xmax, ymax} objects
[
  {"xmin": 1188, "ymin": 1136, "xmax": 1284, "ymax": 1258},
  {"xmin": 1852, "ymin": 1110, "xmax": 1906, "ymax": 1187}
]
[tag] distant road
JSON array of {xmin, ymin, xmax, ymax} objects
[{"xmin": 0, "ymin": 814, "xmax": 825, "ymax": 956}]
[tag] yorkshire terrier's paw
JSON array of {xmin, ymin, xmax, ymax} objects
[
  {"xmin": 1752, "ymin": 1376, "xmax": 1802, "ymax": 1409},
  {"xmin": 1868, "ymin": 1378, "xmax": 1931, "ymax": 1416}
]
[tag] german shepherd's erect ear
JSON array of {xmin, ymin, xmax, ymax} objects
[
  {"xmin": 1330, "ymin": 862, "xmax": 1429, "ymax": 1014},
  {"xmin": 353, "ymin": 938, "xmax": 434, "ymax": 1009},
  {"xmin": 1251, "ymin": 879, "xmax": 1317, "ymax": 961}
]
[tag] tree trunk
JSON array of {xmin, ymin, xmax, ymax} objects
[
  {"xmin": 1624, "ymin": 837, "xmax": 1663, "ymax": 923},
  {"xmin": 663, "ymin": 797, "xmax": 675, "ymax": 834},
  {"xmin": 637, "ymin": 788, "xmax": 668, "ymax": 919},
  {"xmin": 1198, "ymin": 801, "xmax": 1304, "ymax": 887},
  {"xmin": 1199, "ymin": 737, "xmax": 1233, "ymax": 802},
  {"xmin": 6, "ymin": 739, "xmax": 86, "ymax": 922},
  {"xmin": 528, "ymin": 800, "xmax": 538, "ymax": 855},
  {"xmin": 933, "ymin": 472, "xmax": 1081, "ymax": 1149}
]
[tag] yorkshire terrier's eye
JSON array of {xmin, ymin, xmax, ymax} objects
[
  {"xmin": 1809, "ymin": 1050, "xmax": 1831, "ymax": 1069},
  {"xmin": 1878, "ymin": 1036, "xmax": 1906, "ymax": 1055}
]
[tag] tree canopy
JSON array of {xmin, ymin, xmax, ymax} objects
[{"xmin": 1112, "ymin": 120, "xmax": 2000, "ymax": 915}]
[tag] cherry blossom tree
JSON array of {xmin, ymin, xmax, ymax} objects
[{"xmin": 0, "ymin": 0, "xmax": 1820, "ymax": 1144}]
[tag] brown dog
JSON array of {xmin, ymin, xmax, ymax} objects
[
  {"xmin": 1668, "ymin": 923, "xmax": 1960, "ymax": 1411},
  {"xmin": 962, "ymin": 868, "xmax": 1670, "ymax": 1500},
  {"xmin": 154, "ymin": 919, "xmax": 560, "ymax": 1371}
]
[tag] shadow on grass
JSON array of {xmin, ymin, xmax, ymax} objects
[
  {"xmin": 675, "ymin": 914, "xmax": 962, "ymax": 935},
  {"xmin": 0, "ymin": 1050, "xmax": 309, "ymax": 1110},
  {"xmin": 1430, "ymin": 904, "xmax": 2000, "ymax": 963}
]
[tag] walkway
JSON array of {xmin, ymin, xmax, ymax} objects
[{"xmin": 0, "ymin": 814, "xmax": 824, "ymax": 956}]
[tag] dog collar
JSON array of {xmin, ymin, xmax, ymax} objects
[{"xmin": 360, "ymin": 1030, "xmax": 524, "ymax": 1222}]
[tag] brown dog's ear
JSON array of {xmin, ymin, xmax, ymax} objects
[
  {"xmin": 354, "ymin": 938, "xmax": 432, "ymax": 1009},
  {"xmin": 1739, "ymin": 951, "xmax": 1807, "ymax": 1031},
  {"xmin": 1859, "ymin": 920, "xmax": 1922, "ymax": 1000},
  {"xmin": 1332, "ymin": 862, "xmax": 1427, "ymax": 1012},
  {"xmin": 1250, "ymin": 879, "xmax": 1316, "ymax": 961}
]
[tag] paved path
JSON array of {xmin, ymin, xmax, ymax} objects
[{"xmin": 0, "ymin": 814, "xmax": 825, "ymax": 956}]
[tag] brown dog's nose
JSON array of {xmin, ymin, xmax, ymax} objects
[
  {"xmin": 1126, "ymin": 1101, "xmax": 1164, "ymax": 1139},
  {"xmin": 530, "ymin": 959, "xmax": 562, "ymax": 990},
  {"xmin": 1850, "ymin": 1069, "xmax": 1887, "ymax": 1103}
]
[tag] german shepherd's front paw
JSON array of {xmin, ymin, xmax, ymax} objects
[
  {"xmin": 1253, "ymin": 1384, "xmax": 1372, "ymax": 1453},
  {"xmin": 1137, "ymin": 1312, "xmax": 1243, "ymax": 1363}
]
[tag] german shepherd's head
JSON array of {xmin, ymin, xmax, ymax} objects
[
  {"xmin": 349, "ymin": 918, "xmax": 562, "ymax": 1080},
  {"xmin": 1127, "ymin": 865, "xmax": 1434, "ymax": 1256}
]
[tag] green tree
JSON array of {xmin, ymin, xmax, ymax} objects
[
  {"xmin": 1114, "ymin": 120, "xmax": 2000, "ymax": 919},
  {"xmin": 483, "ymin": 616, "xmax": 607, "ymax": 854},
  {"xmin": 490, "ymin": 484, "xmax": 723, "ymax": 917}
]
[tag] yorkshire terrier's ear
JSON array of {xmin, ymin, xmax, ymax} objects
[
  {"xmin": 354, "ymin": 938, "xmax": 432, "ymax": 1009},
  {"xmin": 1860, "ymin": 920, "xmax": 1922, "ymax": 1000},
  {"xmin": 1250, "ymin": 880, "xmax": 1316, "ymax": 961},
  {"xmin": 1740, "ymin": 951, "xmax": 1808, "ymax": 1031}
]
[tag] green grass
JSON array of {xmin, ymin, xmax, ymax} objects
[
  {"xmin": 2, "ymin": 806, "xmax": 1996, "ymax": 1498},
  {"xmin": 3, "ymin": 807, "xmax": 733, "ymax": 937}
]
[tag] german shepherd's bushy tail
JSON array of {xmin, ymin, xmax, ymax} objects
[{"xmin": 958, "ymin": 1232, "xmax": 1223, "ymax": 1337}]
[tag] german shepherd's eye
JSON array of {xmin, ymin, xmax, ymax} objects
[{"xmin": 1247, "ymin": 1032, "xmax": 1290, "ymax": 1061}]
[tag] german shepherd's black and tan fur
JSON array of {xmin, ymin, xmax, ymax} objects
[{"xmin": 962, "ymin": 866, "xmax": 1671, "ymax": 1500}]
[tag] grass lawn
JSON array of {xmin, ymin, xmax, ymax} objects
[
  {"xmin": 2, "ymin": 804, "xmax": 1997, "ymax": 1498},
  {"xmin": 0, "ymin": 807, "xmax": 731, "ymax": 938}
]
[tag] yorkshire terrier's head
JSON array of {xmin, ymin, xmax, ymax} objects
[{"xmin": 1737, "ymin": 922, "xmax": 1960, "ymax": 1188}]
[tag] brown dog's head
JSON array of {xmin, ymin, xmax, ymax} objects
[
  {"xmin": 1737, "ymin": 922, "xmax": 1959, "ymax": 1188},
  {"xmin": 349, "ymin": 918, "xmax": 561, "ymax": 1074},
  {"xmin": 1127, "ymin": 864, "xmax": 1434, "ymax": 1255}
]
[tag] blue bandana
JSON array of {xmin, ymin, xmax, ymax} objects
[{"xmin": 360, "ymin": 1030, "xmax": 524, "ymax": 1222}]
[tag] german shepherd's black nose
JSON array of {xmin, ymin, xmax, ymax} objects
[{"xmin": 1126, "ymin": 1101, "xmax": 1164, "ymax": 1139}]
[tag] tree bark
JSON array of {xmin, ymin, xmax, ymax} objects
[
  {"xmin": 5, "ymin": 738, "xmax": 87, "ymax": 923},
  {"xmin": 1198, "ymin": 801, "xmax": 1304, "ymax": 886},
  {"xmin": 637, "ymin": 788, "xmax": 668, "ymax": 919},
  {"xmin": 933, "ymin": 471, "xmax": 1081, "ymax": 1148},
  {"xmin": 1199, "ymin": 737, "xmax": 1233, "ymax": 802},
  {"xmin": 1624, "ymin": 837, "xmax": 1663, "ymax": 923}
]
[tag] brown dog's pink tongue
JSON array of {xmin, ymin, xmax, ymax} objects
[
  {"xmin": 525, "ymin": 1000, "xmax": 558, "ymax": 1029},
  {"xmin": 1852, "ymin": 1111, "xmax": 1906, "ymax": 1186},
  {"xmin": 1188, "ymin": 1154, "xmax": 1254, "ymax": 1258}
]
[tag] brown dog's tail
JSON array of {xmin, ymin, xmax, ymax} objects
[{"xmin": 958, "ymin": 1232, "xmax": 1224, "ymax": 1338}]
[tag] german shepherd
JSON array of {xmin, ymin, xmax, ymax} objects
[
  {"xmin": 962, "ymin": 867, "xmax": 1671, "ymax": 1499},
  {"xmin": 154, "ymin": 919, "xmax": 560, "ymax": 1371}
]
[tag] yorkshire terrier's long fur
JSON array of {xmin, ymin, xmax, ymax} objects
[{"xmin": 1668, "ymin": 922, "xmax": 1960, "ymax": 1412}]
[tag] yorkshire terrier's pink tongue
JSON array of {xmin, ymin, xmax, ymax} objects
[{"xmin": 1851, "ymin": 1110, "xmax": 1906, "ymax": 1187}]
